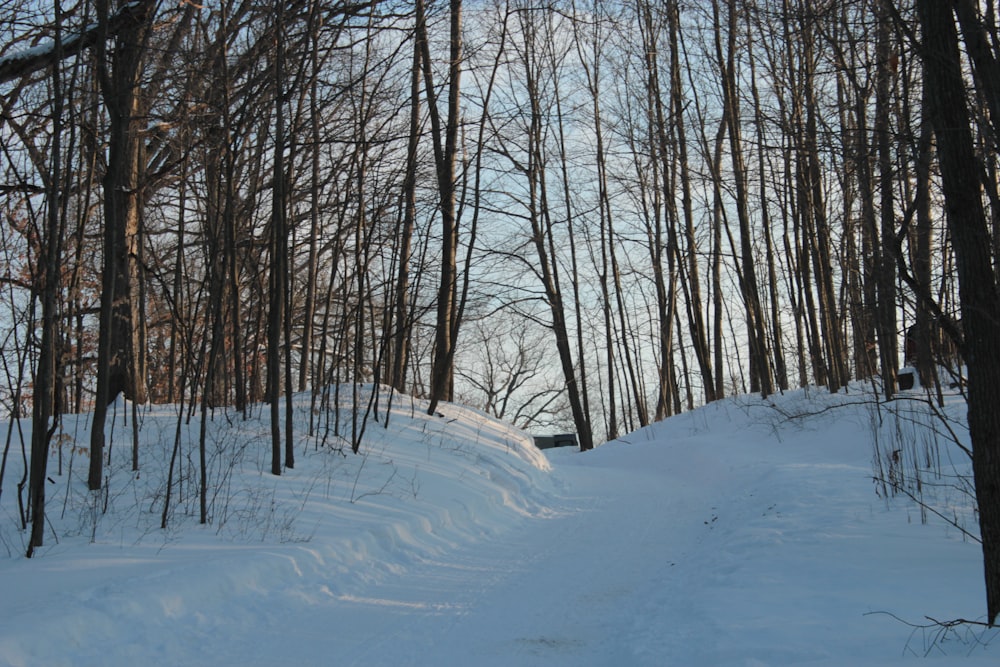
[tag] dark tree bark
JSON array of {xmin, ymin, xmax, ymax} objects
[
  {"xmin": 874, "ymin": 0, "xmax": 899, "ymax": 396},
  {"xmin": 852, "ymin": 68, "xmax": 881, "ymax": 384},
  {"xmin": 713, "ymin": 0, "xmax": 772, "ymax": 397},
  {"xmin": 0, "ymin": 1, "xmax": 156, "ymax": 84},
  {"xmin": 511, "ymin": 5, "xmax": 594, "ymax": 450},
  {"xmin": 422, "ymin": 0, "xmax": 463, "ymax": 416},
  {"xmin": 635, "ymin": 0, "xmax": 681, "ymax": 421},
  {"xmin": 88, "ymin": 0, "xmax": 154, "ymax": 491},
  {"xmin": 746, "ymin": 10, "xmax": 788, "ymax": 392},
  {"xmin": 912, "ymin": 68, "xmax": 938, "ymax": 391},
  {"xmin": 665, "ymin": 0, "xmax": 715, "ymax": 404},
  {"xmin": 804, "ymin": 14, "xmax": 847, "ymax": 393},
  {"xmin": 916, "ymin": 0, "xmax": 1000, "ymax": 625},
  {"xmin": 268, "ymin": 0, "xmax": 289, "ymax": 476},
  {"xmin": 27, "ymin": 1, "xmax": 67, "ymax": 555},
  {"xmin": 388, "ymin": 32, "xmax": 421, "ymax": 394}
]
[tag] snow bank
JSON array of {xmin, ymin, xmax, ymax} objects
[
  {"xmin": 0, "ymin": 387, "xmax": 556, "ymax": 667},
  {"xmin": 0, "ymin": 382, "xmax": 997, "ymax": 666}
]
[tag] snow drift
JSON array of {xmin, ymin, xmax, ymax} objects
[{"xmin": 0, "ymin": 382, "xmax": 996, "ymax": 666}]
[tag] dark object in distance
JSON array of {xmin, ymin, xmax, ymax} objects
[
  {"xmin": 898, "ymin": 370, "xmax": 915, "ymax": 391},
  {"xmin": 534, "ymin": 433, "xmax": 578, "ymax": 450}
]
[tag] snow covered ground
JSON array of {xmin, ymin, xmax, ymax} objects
[{"xmin": 0, "ymin": 382, "xmax": 996, "ymax": 666}]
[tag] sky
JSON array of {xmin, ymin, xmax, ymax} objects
[{"xmin": 0, "ymin": 379, "xmax": 996, "ymax": 666}]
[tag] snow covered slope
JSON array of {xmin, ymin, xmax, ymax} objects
[{"xmin": 0, "ymin": 384, "xmax": 996, "ymax": 666}]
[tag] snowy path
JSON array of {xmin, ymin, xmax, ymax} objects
[
  {"xmin": 148, "ymin": 437, "xmax": 736, "ymax": 667},
  {"xmin": 272, "ymin": 411, "xmax": 993, "ymax": 667},
  {"xmin": 2, "ymin": 392, "xmax": 997, "ymax": 667},
  {"xmin": 240, "ymin": 455, "xmax": 681, "ymax": 667},
  {"xmin": 190, "ymin": 461, "xmax": 643, "ymax": 667},
  {"xmin": 197, "ymin": 411, "xmax": 991, "ymax": 667},
  {"xmin": 334, "ymin": 464, "xmax": 656, "ymax": 666}
]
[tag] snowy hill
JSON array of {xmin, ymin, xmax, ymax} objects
[{"xmin": 0, "ymin": 384, "xmax": 996, "ymax": 666}]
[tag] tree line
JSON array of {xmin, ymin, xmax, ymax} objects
[{"xmin": 1, "ymin": 0, "xmax": 1000, "ymax": 624}]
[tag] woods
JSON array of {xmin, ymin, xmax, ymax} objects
[{"xmin": 1, "ymin": 0, "xmax": 1000, "ymax": 622}]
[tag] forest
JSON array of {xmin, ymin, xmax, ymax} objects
[{"xmin": 1, "ymin": 0, "xmax": 1000, "ymax": 622}]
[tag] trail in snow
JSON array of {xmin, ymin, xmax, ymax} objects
[
  {"xmin": 195, "ymin": 398, "xmax": 995, "ymax": 666},
  {"xmin": 292, "ymin": 397, "xmax": 996, "ymax": 667},
  {"xmin": 1, "ymin": 388, "xmax": 997, "ymax": 666}
]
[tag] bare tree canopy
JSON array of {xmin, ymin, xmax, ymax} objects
[{"xmin": 2, "ymin": 0, "xmax": 1000, "ymax": 625}]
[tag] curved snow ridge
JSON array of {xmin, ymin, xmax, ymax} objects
[
  {"xmin": 235, "ymin": 390, "xmax": 562, "ymax": 587},
  {"xmin": 0, "ymin": 388, "xmax": 561, "ymax": 667}
]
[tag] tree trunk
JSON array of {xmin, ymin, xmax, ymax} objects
[
  {"xmin": 268, "ymin": 0, "xmax": 288, "ymax": 476},
  {"xmin": 917, "ymin": 0, "xmax": 1000, "ymax": 625},
  {"xmin": 423, "ymin": 0, "xmax": 463, "ymax": 415},
  {"xmin": 912, "ymin": 79, "xmax": 937, "ymax": 390},
  {"xmin": 636, "ymin": 0, "xmax": 680, "ymax": 421},
  {"xmin": 874, "ymin": 0, "xmax": 898, "ymax": 396},
  {"xmin": 27, "ymin": 2, "xmax": 67, "ymax": 554},
  {"xmin": 89, "ymin": 0, "xmax": 153, "ymax": 491},
  {"xmin": 389, "ymin": 27, "xmax": 422, "ymax": 394},
  {"xmin": 666, "ymin": 0, "xmax": 715, "ymax": 404},
  {"xmin": 713, "ymin": 0, "xmax": 772, "ymax": 397},
  {"xmin": 747, "ymin": 16, "xmax": 788, "ymax": 392}
]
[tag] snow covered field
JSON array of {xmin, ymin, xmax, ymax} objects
[{"xmin": 0, "ymin": 383, "xmax": 996, "ymax": 666}]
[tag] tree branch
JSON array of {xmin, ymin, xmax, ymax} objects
[{"xmin": 0, "ymin": 0, "xmax": 156, "ymax": 84}]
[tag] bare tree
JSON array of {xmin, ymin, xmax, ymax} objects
[
  {"xmin": 916, "ymin": 0, "xmax": 1000, "ymax": 625},
  {"xmin": 711, "ymin": 0, "xmax": 772, "ymax": 397},
  {"xmin": 27, "ymin": 1, "xmax": 69, "ymax": 556},
  {"xmin": 79, "ymin": 0, "xmax": 156, "ymax": 489},
  {"xmin": 420, "ymin": 0, "xmax": 464, "ymax": 415}
]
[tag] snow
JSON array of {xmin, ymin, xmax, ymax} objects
[{"xmin": 0, "ymin": 383, "xmax": 997, "ymax": 666}]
